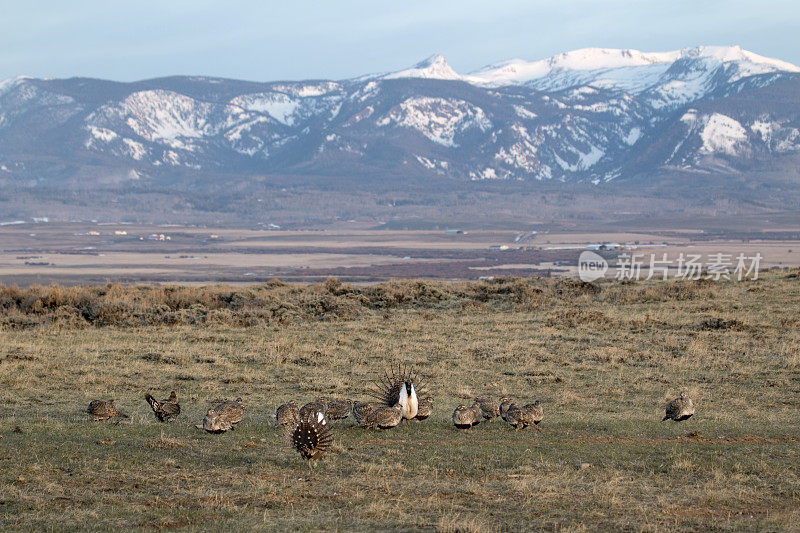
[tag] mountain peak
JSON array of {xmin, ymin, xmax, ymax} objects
[
  {"xmin": 382, "ymin": 53, "xmax": 462, "ymax": 81},
  {"xmin": 464, "ymin": 46, "xmax": 800, "ymax": 90}
]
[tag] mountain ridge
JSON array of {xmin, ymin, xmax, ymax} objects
[{"xmin": 1, "ymin": 45, "xmax": 799, "ymax": 192}]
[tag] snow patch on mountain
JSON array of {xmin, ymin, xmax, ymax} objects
[
  {"xmin": 698, "ymin": 113, "xmax": 748, "ymax": 155},
  {"xmin": 377, "ymin": 97, "xmax": 491, "ymax": 147},
  {"xmin": 232, "ymin": 93, "xmax": 299, "ymax": 126}
]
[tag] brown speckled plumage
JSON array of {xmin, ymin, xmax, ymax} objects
[
  {"xmin": 358, "ymin": 404, "xmax": 403, "ymax": 429},
  {"xmin": 145, "ymin": 391, "xmax": 180, "ymax": 422},
  {"xmin": 499, "ymin": 397, "xmax": 515, "ymax": 421},
  {"xmin": 351, "ymin": 401, "xmax": 379, "ymax": 425},
  {"xmin": 326, "ymin": 399, "xmax": 353, "ymax": 421},
  {"xmin": 276, "ymin": 400, "xmax": 300, "ymax": 428},
  {"xmin": 415, "ymin": 397, "xmax": 434, "ymax": 421},
  {"xmin": 505, "ymin": 401, "xmax": 543, "ymax": 430},
  {"xmin": 474, "ymin": 397, "xmax": 500, "ymax": 422},
  {"xmin": 663, "ymin": 392, "xmax": 695, "ymax": 422},
  {"xmin": 452, "ymin": 403, "xmax": 481, "ymax": 429},
  {"xmin": 87, "ymin": 399, "xmax": 128, "ymax": 421}
]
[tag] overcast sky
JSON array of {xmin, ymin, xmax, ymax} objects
[{"xmin": 2, "ymin": 0, "xmax": 799, "ymax": 81}]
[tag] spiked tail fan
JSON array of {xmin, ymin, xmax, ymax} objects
[
  {"xmin": 367, "ymin": 363, "xmax": 427, "ymax": 407},
  {"xmin": 286, "ymin": 412, "xmax": 333, "ymax": 468},
  {"xmin": 145, "ymin": 393, "xmax": 159, "ymax": 412}
]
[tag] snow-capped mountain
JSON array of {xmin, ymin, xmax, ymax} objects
[{"xmin": 1, "ymin": 45, "xmax": 799, "ymax": 187}]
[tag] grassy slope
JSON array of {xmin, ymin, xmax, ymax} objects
[{"xmin": 1, "ymin": 273, "xmax": 799, "ymax": 531}]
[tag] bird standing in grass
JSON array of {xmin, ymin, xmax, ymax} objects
[
  {"xmin": 452, "ymin": 403, "xmax": 481, "ymax": 429},
  {"xmin": 198, "ymin": 398, "xmax": 246, "ymax": 433},
  {"xmin": 325, "ymin": 399, "xmax": 353, "ymax": 422},
  {"xmin": 287, "ymin": 410, "xmax": 333, "ymax": 469},
  {"xmin": 474, "ymin": 397, "xmax": 500, "ymax": 422},
  {"xmin": 505, "ymin": 401, "xmax": 543, "ymax": 430},
  {"xmin": 276, "ymin": 400, "xmax": 300, "ymax": 429},
  {"xmin": 200, "ymin": 408, "xmax": 232, "ymax": 433},
  {"xmin": 499, "ymin": 397, "xmax": 515, "ymax": 421},
  {"xmin": 663, "ymin": 392, "xmax": 695, "ymax": 422},
  {"xmin": 145, "ymin": 391, "xmax": 180, "ymax": 422},
  {"xmin": 414, "ymin": 397, "xmax": 434, "ymax": 421},
  {"xmin": 358, "ymin": 404, "xmax": 403, "ymax": 429},
  {"xmin": 300, "ymin": 398, "xmax": 329, "ymax": 421},
  {"xmin": 351, "ymin": 401, "xmax": 379, "ymax": 425},
  {"xmin": 369, "ymin": 364, "xmax": 426, "ymax": 423},
  {"xmin": 87, "ymin": 399, "xmax": 128, "ymax": 421}
]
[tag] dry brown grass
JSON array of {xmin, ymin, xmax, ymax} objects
[{"xmin": 0, "ymin": 270, "xmax": 798, "ymax": 530}]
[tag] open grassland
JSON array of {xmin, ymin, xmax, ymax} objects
[{"xmin": 1, "ymin": 273, "xmax": 799, "ymax": 531}]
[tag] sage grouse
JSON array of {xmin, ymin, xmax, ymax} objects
[
  {"xmin": 369, "ymin": 364, "xmax": 426, "ymax": 423},
  {"xmin": 351, "ymin": 401, "xmax": 379, "ymax": 425},
  {"xmin": 287, "ymin": 411, "xmax": 333, "ymax": 469},
  {"xmin": 87, "ymin": 399, "xmax": 128, "ymax": 421},
  {"xmin": 358, "ymin": 404, "xmax": 403, "ymax": 429},
  {"xmin": 145, "ymin": 391, "xmax": 180, "ymax": 422},
  {"xmin": 452, "ymin": 403, "xmax": 481, "ymax": 429},
  {"xmin": 414, "ymin": 397, "xmax": 434, "ymax": 421},
  {"xmin": 198, "ymin": 398, "xmax": 246, "ymax": 433},
  {"xmin": 299, "ymin": 398, "xmax": 329, "ymax": 421},
  {"xmin": 662, "ymin": 392, "xmax": 695, "ymax": 422},
  {"xmin": 474, "ymin": 397, "xmax": 500, "ymax": 422},
  {"xmin": 499, "ymin": 397, "xmax": 515, "ymax": 421},
  {"xmin": 276, "ymin": 400, "xmax": 300, "ymax": 429},
  {"xmin": 505, "ymin": 401, "xmax": 544, "ymax": 430},
  {"xmin": 325, "ymin": 399, "xmax": 353, "ymax": 422}
]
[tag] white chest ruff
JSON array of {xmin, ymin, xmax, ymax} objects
[{"xmin": 398, "ymin": 383, "xmax": 418, "ymax": 420}]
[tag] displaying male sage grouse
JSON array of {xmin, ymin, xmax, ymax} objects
[
  {"xmin": 144, "ymin": 391, "xmax": 180, "ymax": 422},
  {"xmin": 369, "ymin": 364, "xmax": 426, "ymax": 423},
  {"xmin": 452, "ymin": 403, "xmax": 481, "ymax": 429},
  {"xmin": 87, "ymin": 399, "xmax": 128, "ymax": 421},
  {"xmin": 198, "ymin": 398, "xmax": 246, "ymax": 433},
  {"xmin": 287, "ymin": 410, "xmax": 333, "ymax": 469},
  {"xmin": 662, "ymin": 392, "xmax": 695, "ymax": 422},
  {"xmin": 358, "ymin": 404, "xmax": 403, "ymax": 429},
  {"xmin": 414, "ymin": 397, "xmax": 434, "ymax": 421},
  {"xmin": 275, "ymin": 400, "xmax": 300, "ymax": 429}
]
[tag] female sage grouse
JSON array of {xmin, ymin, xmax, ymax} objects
[
  {"xmin": 499, "ymin": 397, "xmax": 515, "ymax": 421},
  {"xmin": 474, "ymin": 397, "xmax": 500, "ymax": 422},
  {"xmin": 452, "ymin": 403, "xmax": 481, "ymax": 429},
  {"xmin": 505, "ymin": 401, "xmax": 543, "ymax": 430},
  {"xmin": 369, "ymin": 364, "xmax": 426, "ymax": 423},
  {"xmin": 414, "ymin": 397, "xmax": 434, "ymax": 421},
  {"xmin": 276, "ymin": 400, "xmax": 300, "ymax": 429},
  {"xmin": 287, "ymin": 411, "xmax": 333, "ymax": 469},
  {"xmin": 351, "ymin": 401, "xmax": 379, "ymax": 425},
  {"xmin": 663, "ymin": 392, "xmax": 695, "ymax": 422},
  {"xmin": 325, "ymin": 399, "xmax": 353, "ymax": 422},
  {"xmin": 198, "ymin": 398, "xmax": 246, "ymax": 433},
  {"xmin": 87, "ymin": 399, "xmax": 128, "ymax": 421},
  {"xmin": 358, "ymin": 404, "xmax": 403, "ymax": 429},
  {"xmin": 145, "ymin": 391, "xmax": 180, "ymax": 422}
]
